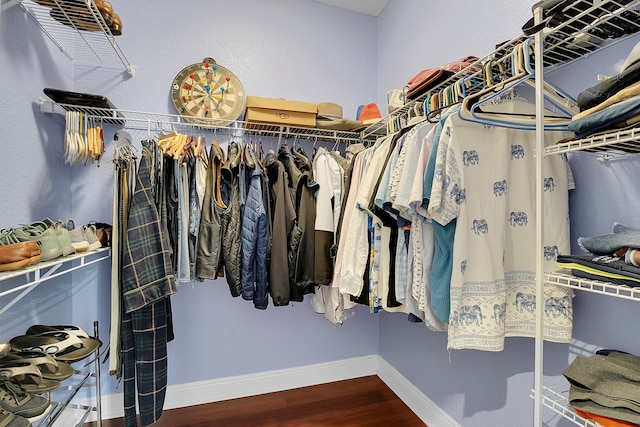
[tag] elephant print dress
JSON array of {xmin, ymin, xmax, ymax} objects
[{"xmin": 428, "ymin": 99, "xmax": 573, "ymax": 351}]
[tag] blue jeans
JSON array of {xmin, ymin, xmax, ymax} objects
[{"xmin": 578, "ymin": 224, "xmax": 640, "ymax": 254}]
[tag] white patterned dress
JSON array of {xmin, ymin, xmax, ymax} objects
[{"xmin": 428, "ymin": 99, "xmax": 573, "ymax": 351}]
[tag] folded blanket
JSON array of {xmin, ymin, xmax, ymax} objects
[
  {"xmin": 564, "ymin": 352, "xmax": 640, "ymax": 425},
  {"xmin": 569, "ymin": 95, "xmax": 640, "ymax": 139}
]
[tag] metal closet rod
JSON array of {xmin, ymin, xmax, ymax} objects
[{"xmin": 39, "ymin": 99, "xmax": 375, "ymax": 144}]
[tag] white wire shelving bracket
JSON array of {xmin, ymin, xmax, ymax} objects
[
  {"xmin": 0, "ymin": 248, "xmax": 111, "ymax": 317},
  {"xmin": 530, "ymin": 385, "xmax": 598, "ymax": 427},
  {"xmin": 39, "ymin": 99, "xmax": 377, "ymax": 144},
  {"xmin": 546, "ymin": 271, "xmax": 640, "ymax": 301},
  {"xmin": 5, "ymin": 0, "xmax": 136, "ymax": 76},
  {"xmin": 546, "ymin": 126, "xmax": 640, "ymax": 159}
]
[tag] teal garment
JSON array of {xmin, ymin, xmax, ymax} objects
[
  {"xmin": 422, "ymin": 109, "xmax": 457, "ymax": 206},
  {"xmin": 431, "ymin": 220, "xmax": 456, "ymax": 323},
  {"xmin": 421, "ymin": 110, "xmax": 457, "ymax": 323}
]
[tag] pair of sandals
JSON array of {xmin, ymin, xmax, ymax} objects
[{"xmin": 3, "ymin": 325, "xmax": 101, "ymax": 394}]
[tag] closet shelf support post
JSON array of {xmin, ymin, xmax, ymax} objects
[{"xmin": 533, "ymin": 3, "xmax": 546, "ymax": 427}]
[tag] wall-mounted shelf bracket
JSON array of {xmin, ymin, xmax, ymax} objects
[{"xmin": 0, "ymin": 248, "xmax": 111, "ymax": 317}]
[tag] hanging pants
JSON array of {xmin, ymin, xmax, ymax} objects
[{"xmin": 122, "ymin": 298, "xmax": 174, "ymax": 427}]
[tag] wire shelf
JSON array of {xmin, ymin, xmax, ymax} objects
[
  {"xmin": 546, "ymin": 126, "xmax": 640, "ymax": 157},
  {"xmin": 530, "ymin": 385, "xmax": 598, "ymax": 427},
  {"xmin": 541, "ymin": 0, "xmax": 640, "ymax": 70},
  {"xmin": 546, "ymin": 271, "xmax": 640, "ymax": 302},
  {"xmin": 39, "ymin": 99, "xmax": 377, "ymax": 144},
  {"xmin": 18, "ymin": 0, "xmax": 135, "ymax": 75},
  {"xmin": 363, "ymin": 0, "xmax": 640, "ymax": 139}
]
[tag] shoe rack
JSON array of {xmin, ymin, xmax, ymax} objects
[
  {"xmin": 34, "ymin": 322, "xmax": 104, "ymax": 427},
  {"xmin": 0, "ymin": 249, "xmax": 110, "ymax": 426},
  {"xmin": 1, "ymin": 0, "xmax": 135, "ymax": 76},
  {"xmin": 0, "ymin": 248, "xmax": 111, "ymax": 317}
]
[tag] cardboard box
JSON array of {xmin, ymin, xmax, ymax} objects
[{"xmin": 245, "ymin": 96, "xmax": 318, "ymax": 127}]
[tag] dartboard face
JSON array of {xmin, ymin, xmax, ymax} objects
[{"xmin": 171, "ymin": 57, "xmax": 246, "ymax": 126}]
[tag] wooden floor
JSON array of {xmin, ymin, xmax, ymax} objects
[{"xmin": 87, "ymin": 375, "xmax": 427, "ymax": 427}]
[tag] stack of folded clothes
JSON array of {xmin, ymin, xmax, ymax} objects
[
  {"xmin": 564, "ymin": 350, "xmax": 640, "ymax": 427},
  {"xmin": 557, "ymin": 223, "xmax": 640, "ymax": 287},
  {"xmin": 568, "ymin": 40, "xmax": 640, "ymax": 140}
]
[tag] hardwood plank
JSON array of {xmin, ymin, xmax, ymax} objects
[{"xmin": 86, "ymin": 376, "xmax": 427, "ymax": 427}]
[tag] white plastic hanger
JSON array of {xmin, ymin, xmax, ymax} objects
[{"xmin": 459, "ymin": 38, "xmax": 579, "ymax": 130}]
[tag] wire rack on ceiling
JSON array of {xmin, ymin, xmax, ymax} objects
[
  {"xmin": 39, "ymin": 99, "xmax": 377, "ymax": 144},
  {"xmin": 15, "ymin": 0, "xmax": 135, "ymax": 76}
]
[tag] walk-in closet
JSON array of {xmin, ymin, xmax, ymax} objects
[{"xmin": 1, "ymin": 1, "xmax": 640, "ymax": 426}]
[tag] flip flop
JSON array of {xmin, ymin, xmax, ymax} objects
[
  {"xmin": 25, "ymin": 325, "xmax": 102, "ymax": 355},
  {"xmin": 9, "ymin": 331, "xmax": 100, "ymax": 364},
  {"xmin": 0, "ymin": 360, "xmax": 59, "ymax": 394},
  {"xmin": 25, "ymin": 324, "xmax": 97, "ymax": 341},
  {"xmin": 0, "ymin": 351, "xmax": 74, "ymax": 382}
]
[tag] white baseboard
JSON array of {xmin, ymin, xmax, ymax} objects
[
  {"xmin": 97, "ymin": 355, "xmax": 459, "ymax": 427},
  {"xmin": 377, "ymin": 357, "xmax": 461, "ymax": 427}
]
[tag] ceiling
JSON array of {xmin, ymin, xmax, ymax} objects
[{"xmin": 310, "ymin": 0, "xmax": 390, "ymax": 16}]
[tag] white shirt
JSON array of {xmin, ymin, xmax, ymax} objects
[{"xmin": 429, "ymin": 99, "xmax": 573, "ymax": 351}]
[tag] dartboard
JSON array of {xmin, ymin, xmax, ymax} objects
[{"xmin": 171, "ymin": 57, "xmax": 246, "ymax": 126}]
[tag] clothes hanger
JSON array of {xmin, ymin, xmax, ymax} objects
[
  {"xmin": 402, "ymin": 100, "xmax": 427, "ymax": 128},
  {"xmin": 162, "ymin": 132, "xmax": 183, "ymax": 158},
  {"xmin": 157, "ymin": 132, "xmax": 179, "ymax": 155},
  {"xmin": 73, "ymin": 111, "xmax": 84, "ymax": 164},
  {"xmin": 178, "ymin": 136, "xmax": 196, "ymax": 166},
  {"xmin": 244, "ymin": 139, "xmax": 256, "ymax": 169},
  {"xmin": 194, "ymin": 136, "xmax": 203, "ymax": 158},
  {"xmin": 195, "ymin": 137, "xmax": 209, "ymax": 165},
  {"xmin": 93, "ymin": 123, "xmax": 105, "ymax": 166},
  {"xmin": 64, "ymin": 111, "xmax": 74, "ymax": 164},
  {"xmin": 459, "ymin": 38, "xmax": 578, "ymax": 130}
]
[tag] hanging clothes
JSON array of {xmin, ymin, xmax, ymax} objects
[
  {"xmin": 195, "ymin": 142, "xmax": 226, "ymax": 280},
  {"xmin": 264, "ymin": 151, "xmax": 296, "ymax": 305},
  {"xmin": 372, "ymin": 132, "xmax": 406, "ymax": 313},
  {"xmin": 408, "ymin": 125, "xmax": 447, "ymax": 332},
  {"xmin": 108, "ymin": 132, "xmax": 137, "ymax": 377},
  {"xmin": 241, "ymin": 149, "xmax": 269, "ymax": 309},
  {"xmin": 120, "ymin": 138, "xmax": 176, "ymax": 427},
  {"xmin": 422, "ymin": 108, "xmax": 460, "ymax": 324},
  {"xmin": 312, "ymin": 147, "xmax": 343, "ymax": 284},
  {"xmin": 174, "ymin": 155, "xmax": 191, "ymax": 283},
  {"xmin": 164, "ymin": 158, "xmax": 179, "ymax": 274},
  {"xmin": 428, "ymin": 98, "xmax": 573, "ymax": 351},
  {"xmin": 310, "ymin": 147, "xmax": 352, "ymax": 324},
  {"xmin": 278, "ymin": 145, "xmax": 318, "ymax": 298},
  {"xmin": 219, "ymin": 141, "xmax": 243, "ymax": 297},
  {"xmin": 389, "ymin": 120, "xmax": 447, "ymax": 331},
  {"xmin": 339, "ymin": 133, "xmax": 396, "ymax": 298},
  {"xmin": 188, "ymin": 147, "xmax": 207, "ymax": 280}
]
